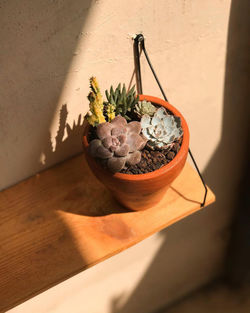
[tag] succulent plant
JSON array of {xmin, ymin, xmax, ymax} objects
[
  {"xmin": 89, "ymin": 115, "xmax": 147, "ymax": 172},
  {"xmin": 86, "ymin": 77, "xmax": 106, "ymax": 126},
  {"xmin": 141, "ymin": 107, "xmax": 183, "ymax": 150},
  {"xmin": 105, "ymin": 84, "xmax": 139, "ymax": 121},
  {"xmin": 105, "ymin": 102, "xmax": 116, "ymax": 122},
  {"xmin": 134, "ymin": 100, "xmax": 156, "ymax": 117}
]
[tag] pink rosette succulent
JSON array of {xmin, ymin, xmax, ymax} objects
[{"xmin": 89, "ymin": 115, "xmax": 147, "ymax": 172}]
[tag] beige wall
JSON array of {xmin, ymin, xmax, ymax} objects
[{"xmin": 2, "ymin": 0, "xmax": 249, "ymax": 312}]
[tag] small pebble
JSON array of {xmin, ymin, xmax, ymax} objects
[
  {"xmin": 166, "ymin": 151, "xmax": 175, "ymax": 160},
  {"xmin": 172, "ymin": 143, "xmax": 180, "ymax": 153}
]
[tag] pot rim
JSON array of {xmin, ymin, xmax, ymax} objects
[{"xmin": 83, "ymin": 95, "xmax": 189, "ymax": 181}]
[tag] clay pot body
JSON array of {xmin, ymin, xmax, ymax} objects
[{"xmin": 83, "ymin": 95, "xmax": 189, "ymax": 211}]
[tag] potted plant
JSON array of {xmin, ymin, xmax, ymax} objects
[{"xmin": 83, "ymin": 77, "xmax": 189, "ymax": 210}]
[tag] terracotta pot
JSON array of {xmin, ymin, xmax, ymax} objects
[{"xmin": 83, "ymin": 95, "xmax": 189, "ymax": 211}]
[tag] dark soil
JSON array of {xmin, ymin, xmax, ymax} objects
[
  {"xmin": 88, "ymin": 126, "xmax": 98, "ymax": 142},
  {"xmin": 120, "ymin": 138, "xmax": 182, "ymax": 174}
]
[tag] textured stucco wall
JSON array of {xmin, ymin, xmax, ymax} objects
[{"xmin": 2, "ymin": 0, "xmax": 249, "ymax": 312}]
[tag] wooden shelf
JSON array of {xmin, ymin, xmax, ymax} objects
[{"xmin": 0, "ymin": 154, "xmax": 215, "ymax": 312}]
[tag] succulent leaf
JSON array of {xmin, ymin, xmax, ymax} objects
[
  {"xmin": 111, "ymin": 126, "xmax": 127, "ymax": 137},
  {"xmin": 96, "ymin": 122, "xmax": 112, "ymax": 140},
  {"xmin": 107, "ymin": 157, "xmax": 126, "ymax": 173},
  {"xmin": 141, "ymin": 107, "xmax": 183, "ymax": 150},
  {"xmin": 111, "ymin": 115, "xmax": 127, "ymax": 127},
  {"xmin": 126, "ymin": 133, "xmax": 146, "ymax": 153},
  {"xmin": 126, "ymin": 151, "xmax": 141, "ymax": 165},
  {"xmin": 105, "ymin": 90, "xmax": 110, "ymax": 102},
  {"xmin": 114, "ymin": 144, "xmax": 129, "ymax": 157},
  {"xmin": 126, "ymin": 121, "xmax": 141, "ymax": 134},
  {"xmin": 89, "ymin": 139, "xmax": 102, "ymax": 157},
  {"xmin": 127, "ymin": 85, "xmax": 135, "ymax": 97},
  {"xmin": 96, "ymin": 145, "xmax": 113, "ymax": 159},
  {"xmin": 106, "ymin": 102, "xmax": 116, "ymax": 122}
]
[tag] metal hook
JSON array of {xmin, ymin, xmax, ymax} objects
[{"xmin": 133, "ymin": 34, "xmax": 144, "ymax": 94}]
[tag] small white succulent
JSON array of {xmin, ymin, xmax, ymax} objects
[{"xmin": 141, "ymin": 107, "xmax": 183, "ymax": 150}]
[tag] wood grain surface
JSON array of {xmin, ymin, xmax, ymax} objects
[{"xmin": 0, "ymin": 154, "xmax": 215, "ymax": 312}]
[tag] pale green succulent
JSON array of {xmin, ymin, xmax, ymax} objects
[
  {"xmin": 134, "ymin": 100, "xmax": 156, "ymax": 117},
  {"xmin": 105, "ymin": 84, "xmax": 139, "ymax": 121},
  {"xmin": 141, "ymin": 107, "xmax": 183, "ymax": 150}
]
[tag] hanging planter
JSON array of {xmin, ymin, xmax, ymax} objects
[{"xmin": 82, "ymin": 78, "xmax": 189, "ymax": 210}]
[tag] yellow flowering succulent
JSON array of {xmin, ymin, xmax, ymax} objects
[{"xmin": 86, "ymin": 77, "xmax": 106, "ymax": 126}]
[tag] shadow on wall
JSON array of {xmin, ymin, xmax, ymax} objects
[
  {"xmin": 0, "ymin": 0, "xmax": 93, "ymax": 190},
  {"xmin": 108, "ymin": 1, "xmax": 250, "ymax": 313},
  {"xmin": 40, "ymin": 104, "xmax": 84, "ymax": 168}
]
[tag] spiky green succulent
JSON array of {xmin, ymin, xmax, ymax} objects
[
  {"xmin": 134, "ymin": 100, "xmax": 156, "ymax": 117},
  {"xmin": 105, "ymin": 84, "xmax": 139, "ymax": 121},
  {"xmin": 141, "ymin": 107, "xmax": 183, "ymax": 150}
]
